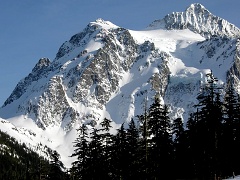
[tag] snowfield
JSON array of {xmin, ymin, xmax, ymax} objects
[
  {"xmin": 0, "ymin": 117, "xmax": 76, "ymax": 168},
  {"xmin": 0, "ymin": 25, "xmax": 235, "ymax": 168},
  {"xmin": 0, "ymin": 3, "xmax": 239, "ymax": 169}
]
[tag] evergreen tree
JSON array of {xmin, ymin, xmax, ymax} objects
[
  {"xmin": 111, "ymin": 123, "xmax": 128, "ymax": 179},
  {"xmin": 126, "ymin": 118, "xmax": 141, "ymax": 179},
  {"xmin": 87, "ymin": 128, "xmax": 103, "ymax": 179},
  {"xmin": 172, "ymin": 118, "xmax": 190, "ymax": 179},
  {"xmin": 99, "ymin": 117, "xmax": 114, "ymax": 179},
  {"xmin": 137, "ymin": 110, "xmax": 149, "ymax": 179},
  {"xmin": 71, "ymin": 124, "xmax": 89, "ymax": 180},
  {"xmin": 185, "ymin": 113, "xmax": 201, "ymax": 179},
  {"xmin": 48, "ymin": 150, "xmax": 66, "ymax": 180},
  {"xmin": 147, "ymin": 96, "xmax": 173, "ymax": 179},
  {"xmin": 187, "ymin": 70, "xmax": 223, "ymax": 179},
  {"xmin": 38, "ymin": 156, "xmax": 50, "ymax": 180},
  {"xmin": 0, "ymin": 130, "xmax": 52, "ymax": 180},
  {"xmin": 222, "ymin": 81, "xmax": 240, "ymax": 176},
  {"xmin": 234, "ymin": 94, "xmax": 240, "ymax": 176}
]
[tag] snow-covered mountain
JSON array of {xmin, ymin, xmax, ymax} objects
[
  {"xmin": 147, "ymin": 3, "xmax": 240, "ymax": 38},
  {"xmin": 0, "ymin": 3, "xmax": 240, "ymax": 167}
]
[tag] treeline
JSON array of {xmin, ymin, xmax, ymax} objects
[
  {"xmin": 1, "ymin": 71, "xmax": 240, "ymax": 179},
  {"xmin": 0, "ymin": 130, "xmax": 68, "ymax": 180},
  {"xmin": 71, "ymin": 71, "xmax": 240, "ymax": 180}
]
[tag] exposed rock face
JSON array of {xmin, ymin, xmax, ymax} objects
[
  {"xmin": 227, "ymin": 39, "xmax": 240, "ymax": 85},
  {"xmin": 71, "ymin": 28, "xmax": 138, "ymax": 106},
  {"xmin": 1, "ymin": 4, "xmax": 240, "ymax": 131},
  {"xmin": 3, "ymin": 58, "xmax": 51, "ymax": 107},
  {"xmin": 1, "ymin": 19, "xmax": 169, "ymax": 129},
  {"xmin": 148, "ymin": 3, "xmax": 240, "ymax": 38}
]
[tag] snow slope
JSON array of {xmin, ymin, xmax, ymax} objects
[
  {"xmin": 0, "ymin": 3, "xmax": 240, "ymax": 168},
  {"xmin": 0, "ymin": 117, "xmax": 77, "ymax": 168}
]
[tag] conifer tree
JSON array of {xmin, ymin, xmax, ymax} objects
[
  {"xmin": 222, "ymin": 81, "xmax": 240, "ymax": 176},
  {"xmin": 111, "ymin": 123, "xmax": 128, "ymax": 179},
  {"xmin": 234, "ymin": 94, "xmax": 240, "ymax": 175},
  {"xmin": 187, "ymin": 70, "xmax": 223, "ymax": 179},
  {"xmin": 99, "ymin": 117, "xmax": 114, "ymax": 179},
  {"xmin": 87, "ymin": 128, "xmax": 103, "ymax": 179},
  {"xmin": 71, "ymin": 124, "xmax": 89, "ymax": 179},
  {"xmin": 126, "ymin": 118, "xmax": 141, "ymax": 179},
  {"xmin": 136, "ymin": 105, "xmax": 149, "ymax": 179},
  {"xmin": 147, "ymin": 96, "xmax": 173, "ymax": 179},
  {"xmin": 172, "ymin": 118, "xmax": 189, "ymax": 179},
  {"xmin": 48, "ymin": 150, "xmax": 66, "ymax": 180}
]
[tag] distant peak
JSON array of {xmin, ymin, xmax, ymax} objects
[
  {"xmin": 95, "ymin": 18, "xmax": 105, "ymax": 23},
  {"xmin": 186, "ymin": 3, "xmax": 209, "ymax": 14},
  {"xmin": 188, "ymin": 3, "xmax": 206, "ymax": 10},
  {"xmin": 147, "ymin": 3, "xmax": 240, "ymax": 38},
  {"xmin": 90, "ymin": 18, "xmax": 119, "ymax": 29}
]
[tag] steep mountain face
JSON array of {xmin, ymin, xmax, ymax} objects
[
  {"xmin": 147, "ymin": 3, "xmax": 240, "ymax": 38},
  {"xmin": 1, "ymin": 18, "xmax": 172, "ymax": 130},
  {"xmin": 0, "ymin": 3, "xmax": 240, "ymax": 167}
]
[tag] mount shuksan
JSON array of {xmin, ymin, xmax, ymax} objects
[{"xmin": 0, "ymin": 3, "xmax": 240, "ymax": 167}]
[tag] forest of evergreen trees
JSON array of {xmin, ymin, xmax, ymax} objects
[
  {"xmin": 0, "ymin": 130, "xmax": 68, "ymax": 179},
  {"xmin": 1, "ymin": 71, "xmax": 240, "ymax": 179},
  {"xmin": 70, "ymin": 71, "xmax": 240, "ymax": 180}
]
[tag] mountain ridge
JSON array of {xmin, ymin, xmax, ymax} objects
[
  {"xmin": 0, "ymin": 3, "xmax": 240, "ymax": 167},
  {"xmin": 147, "ymin": 3, "xmax": 240, "ymax": 38},
  {"xmin": 1, "ymin": 3, "xmax": 240, "ymax": 128}
]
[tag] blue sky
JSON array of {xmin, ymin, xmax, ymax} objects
[{"xmin": 0, "ymin": 0, "xmax": 239, "ymax": 106}]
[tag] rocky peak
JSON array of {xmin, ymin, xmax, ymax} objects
[
  {"xmin": 91, "ymin": 18, "xmax": 119, "ymax": 29},
  {"xmin": 185, "ymin": 3, "xmax": 209, "ymax": 14},
  {"xmin": 55, "ymin": 18, "xmax": 118, "ymax": 61},
  {"xmin": 1, "ymin": 5, "xmax": 240, "ymax": 169},
  {"xmin": 147, "ymin": 3, "xmax": 240, "ymax": 38},
  {"xmin": 1, "ymin": 4, "xmax": 240, "ymax": 132},
  {"xmin": 2, "ymin": 58, "xmax": 51, "ymax": 107},
  {"xmin": 32, "ymin": 58, "xmax": 51, "ymax": 73}
]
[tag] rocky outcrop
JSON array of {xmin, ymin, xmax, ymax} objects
[
  {"xmin": 1, "ymin": 4, "xmax": 240, "ymax": 131},
  {"xmin": 148, "ymin": 3, "xmax": 240, "ymax": 38},
  {"xmin": 227, "ymin": 39, "xmax": 240, "ymax": 85},
  {"xmin": 3, "ymin": 58, "xmax": 51, "ymax": 107}
]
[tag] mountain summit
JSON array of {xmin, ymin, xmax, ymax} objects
[
  {"xmin": 147, "ymin": 3, "xmax": 240, "ymax": 38},
  {"xmin": 1, "ymin": 3, "xmax": 240, "ymax": 129},
  {"xmin": 0, "ymin": 4, "xmax": 240, "ymax": 167}
]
